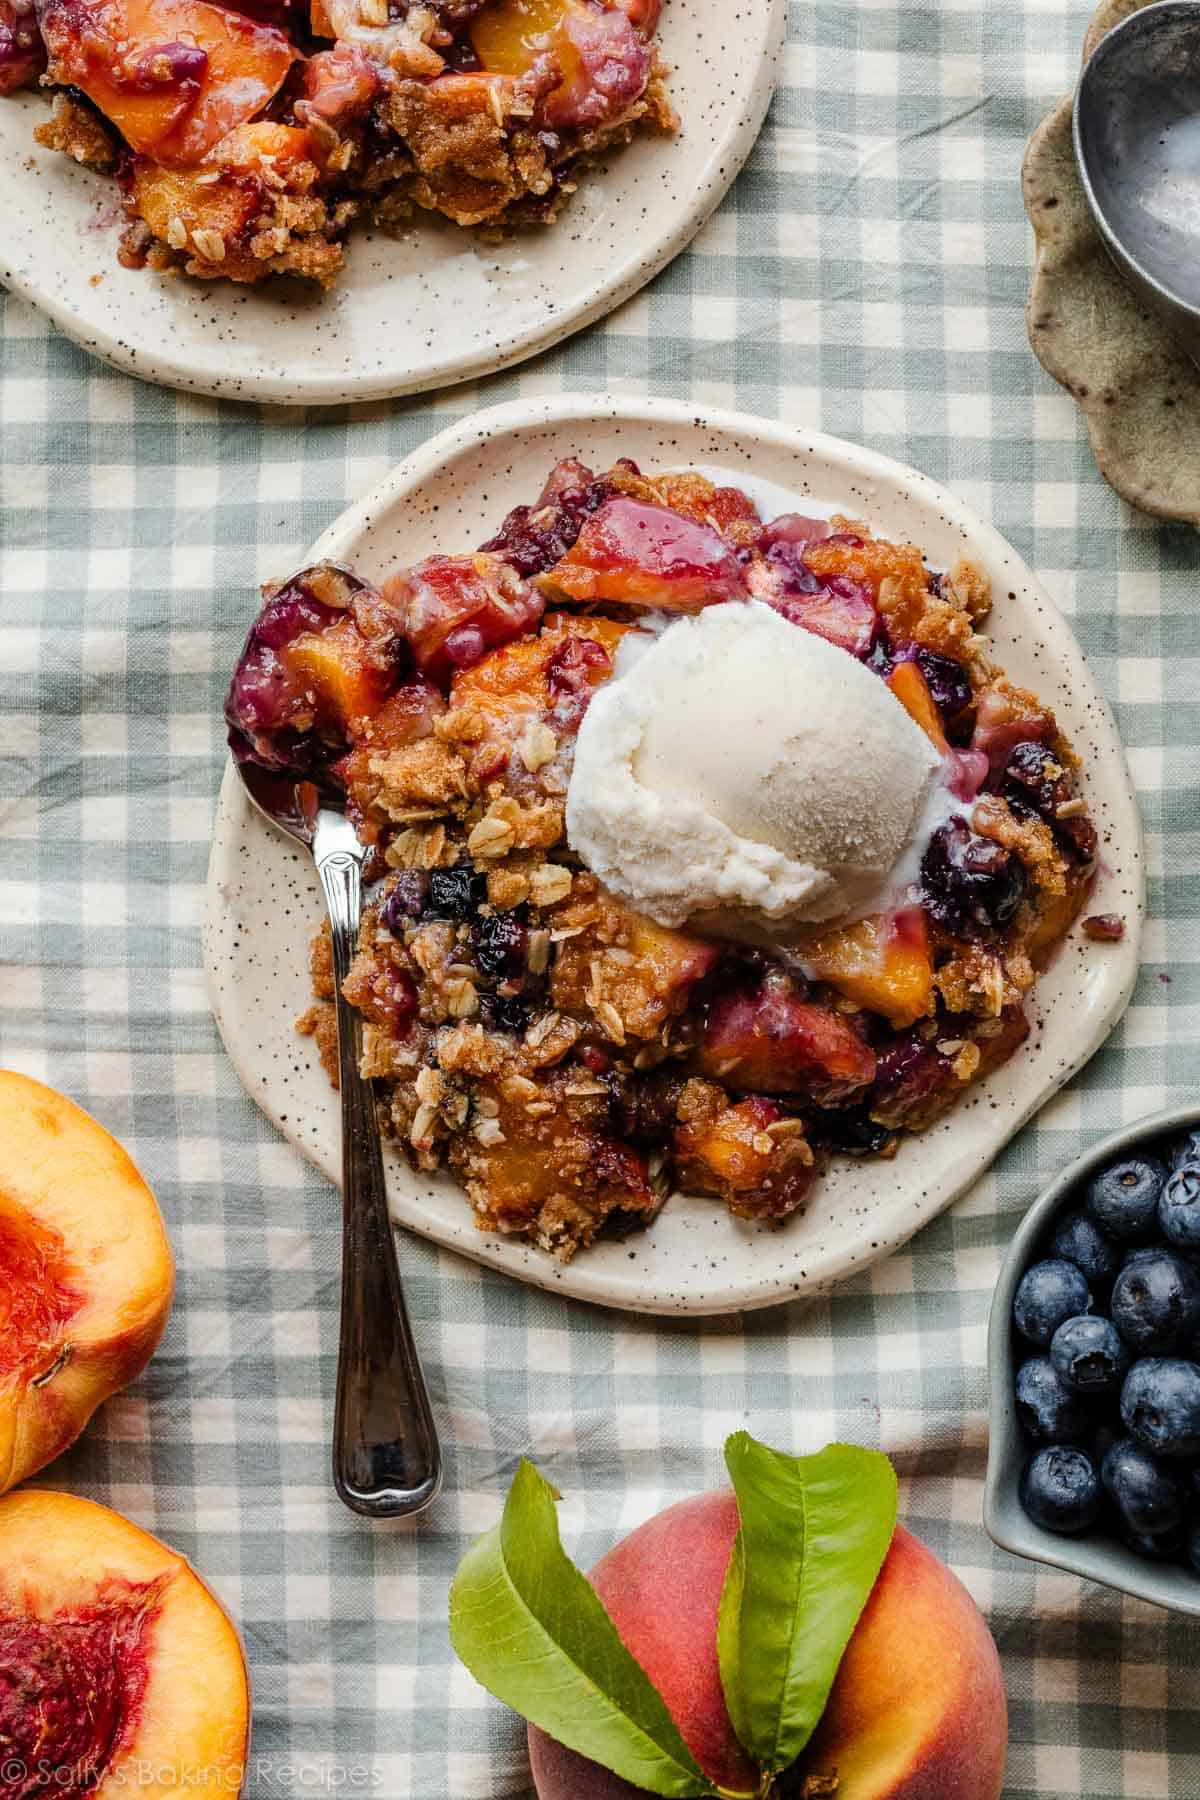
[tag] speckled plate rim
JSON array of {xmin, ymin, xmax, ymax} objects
[
  {"xmin": 0, "ymin": 0, "xmax": 783, "ymax": 405},
  {"xmin": 203, "ymin": 393, "xmax": 1145, "ymax": 1315},
  {"xmin": 984, "ymin": 1103, "xmax": 1200, "ymax": 1615}
]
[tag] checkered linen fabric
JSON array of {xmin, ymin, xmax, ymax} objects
[{"xmin": 2, "ymin": 1, "xmax": 1198, "ymax": 1795}]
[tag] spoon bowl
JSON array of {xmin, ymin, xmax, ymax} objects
[{"xmin": 1074, "ymin": 0, "xmax": 1200, "ymax": 352}]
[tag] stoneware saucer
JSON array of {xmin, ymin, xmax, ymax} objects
[
  {"xmin": 1024, "ymin": 0, "xmax": 1200, "ymax": 524},
  {"xmin": 0, "ymin": 0, "xmax": 782, "ymax": 404},
  {"xmin": 985, "ymin": 1104, "xmax": 1200, "ymax": 1615},
  {"xmin": 203, "ymin": 394, "xmax": 1145, "ymax": 1315}
]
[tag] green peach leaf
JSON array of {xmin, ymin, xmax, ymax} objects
[
  {"xmin": 715, "ymin": 1527, "xmax": 753, "ymax": 1756},
  {"xmin": 720, "ymin": 1434, "xmax": 898, "ymax": 1775},
  {"xmin": 448, "ymin": 1460, "xmax": 720, "ymax": 1799}
]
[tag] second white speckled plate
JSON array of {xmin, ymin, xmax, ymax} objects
[
  {"xmin": 0, "ymin": 0, "xmax": 782, "ymax": 404},
  {"xmin": 203, "ymin": 395, "xmax": 1145, "ymax": 1314}
]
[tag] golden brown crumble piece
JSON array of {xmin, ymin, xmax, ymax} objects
[{"xmin": 34, "ymin": 93, "xmax": 117, "ymax": 169}]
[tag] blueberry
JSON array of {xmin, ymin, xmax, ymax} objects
[
  {"xmin": 427, "ymin": 863, "xmax": 487, "ymax": 921},
  {"xmin": 1167, "ymin": 1128, "xmax": 1200, "ymax": 1172},
  {"xmin": 1111, "ymin": 1250, "xmax": 1200, "ymax": 1353},
  {"xmin": 1101, "ymin": 1439, "xmax": 1188, "ymax": 1537},
  {"xmin": 1013, "ymin": 1259, "xmax": 1092, "ymax": 1347},
  {"xmin": 1187, "ymin": 1519, "xmax": 1200, "ymax": 1576},
  {"xmin": 1049, "ymin": 1209, "xmax": 1120, "ymax": 1289},
  {"xmin": 1050, "ymin": 1315, "xmax": 1129, "ymax": 1394},
  {"xmin": 1121, "ymin": 1358, "xmax": 1200, "ymax": 1459},
  {"xmin": 1159, "ymin": 1165, "xmax": 1200, "ymax": 1252},
  {"xmin": 910, "ymin": 648, "xmax": 971, "ymax": 721},
  {"xmin": 1120, "ymin": 1522, "xmax": 1187, "ymax": 1562},
  {"xmin": 1085, "ymin": 1154, "xmax": 1167, "ymax": 1242},
  {"xmin": 1015, "ymin": 1357, "xmax": 1095, "ymax": 1443},
  {"xmin": 1019, "ymin": 1446, "xmax": 1102, "ymax": 1535},
  {"xmin": 383, "ymin": 871, "xmax": 428, "ymax": 931},
  {"xmin": 920, "ymin": 817, "xmax": 1025, "ymax": 941},
  {"xmin": 472, "ymin": 912, "xmax": 529, "ymax": 984}
]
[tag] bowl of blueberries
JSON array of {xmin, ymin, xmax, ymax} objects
[{"xmin": 985, "ymin": 1105, "xmax": 1200, "ymax": 1612}]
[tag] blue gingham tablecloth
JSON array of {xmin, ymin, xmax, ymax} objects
[{"xmin": 2, "ymin": 2, "xmax": 1198, "ymax": 1795}]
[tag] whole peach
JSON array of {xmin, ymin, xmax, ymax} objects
[{"xmin": 528, "ymin": 1491, "xmax": 1006, "ymax": 1800}]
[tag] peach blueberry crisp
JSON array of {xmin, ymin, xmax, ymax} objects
[
  {"xmin": 225, "ymin": 457, "xmax": 1099, "ymax": 1259},
  {"xmin": 5, "ymin": 0, "xmax": 673, "ymax": 286}
]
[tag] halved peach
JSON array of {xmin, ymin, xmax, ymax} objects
[
  {"xmin": 0, "ymin": 1071, "xmax": 173, "ymax": 1494},
  {"xmin": 799, "ymin": 911, "xmax": 934, "ymax": 1030},
  {"xmin": 37, "ymin": 0, "xmax": 296, "ymax": 166},
  {"xmin": 0, "ymin": 1489, "xmax": 249, "ymax": 1799}
]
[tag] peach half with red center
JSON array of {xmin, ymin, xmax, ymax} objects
[
  {"xmin": 0, "ymin": 1489, "xmax": 249, "ymax": 1800},
  {"xmin": 0, "ymin": 1070, "xmax": 174, "ymax": 1494}
]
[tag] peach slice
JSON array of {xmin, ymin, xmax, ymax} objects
[
  {"xmin": 886, "ymin": 660, "xmax": 950, "ymax": 754},
  {"xmin": 543, "ymin": 498, "xmax": 747, "ymax": 611},
  {"xmin": 528, "ymin": 1494, "xmax": 1006, "ymax": 1800},
  {"xmin": 798, "ymin": 911, "xmax": 934, "ymax": 1031},
  {"xmin": 37, "ymin": 0, "xmax": 295, "ymax": 167},
  {"xmin": 0, "ymin": 1489, "xmax": 249, "ymax": 1800},
  {"xmin": 0, "ymin": 1071, "xmax": 173, "ymax": 1494}
]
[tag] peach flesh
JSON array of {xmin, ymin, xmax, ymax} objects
[
  {"xmin": 0, "ymin": 1584, "xmax": 161, "ymax": 1797},
  {"xmin": 0, "ymin": 1204, "xmax": 81, "ymax": 1380},
  {"xmin": 528, "ymin": 1494, "xmax": 1006, "ymax": 1800}
]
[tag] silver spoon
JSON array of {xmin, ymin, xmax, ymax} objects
[
  {"xmin": 1074, "ymin": 0, "xmax": 1200, "ymax": 356},
  {"xmin": 234, "ymin": 760, "xmax": 442, "ymax": 1520}
]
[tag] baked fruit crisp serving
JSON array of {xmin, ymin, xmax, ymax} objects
[
  {"xmin": 225, "ymin": 457, "xmax": 1101, "ymax": 1259},
  {"xmin": 1, "ymin": 0, "xmax": 672, "ymax": 286}
]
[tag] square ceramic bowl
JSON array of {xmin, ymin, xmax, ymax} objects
[{"xmin": 985, "ymin": 1103, "xmax": 1200, "ymax": 1614}]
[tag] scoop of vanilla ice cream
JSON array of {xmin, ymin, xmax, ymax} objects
[{"xmin": 565, "ymin": 601, "xmax": 948, "ymax": 932}]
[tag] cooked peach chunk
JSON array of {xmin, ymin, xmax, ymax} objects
[
  {"xmin": 887, "ymin": 658, "xmax": 950, "ymax": 754},
  {"xmin": 470, "ymin": 0, "xmax": 565, "ymax": 74},
  {"xmin": 0, "ymin": 1489, "xmax": 249, "ymax": 1800},
  {"xmin": 551, "ymin": 895, "xmax": 720, "ymax": 1040},
  {"xmin": 800, "ymin": 910, "xmax": 935, "ymax": 1030},
  {"xmin": 130, "ymin": 122, "xmax": 324, "ymax": 280},
  {"xmin": 674, "ymin": 1089, "xmax": 816, "ymax": 1221},
  {"xmin": 450, "ymin": 612, "xmax": 631, "ymax": 733},
  {"xmin": 0, "ymin": 1072, "xmax": 174, "ymax": 1495},
  {"xmin": 281, "ymin": 613, "xmax": 397, "ymax": 738},
  {"xmin": 543, "ymin": 497, "xmax": 747, "ymax": 610},
  {"xmin": 696, "ymin": 982, "xmax": 876, "ymax": 1103},
  {"xmin": 37, "ymin": 0, "xmax": 296, "ymax": 166},
  {"xmin": 0, "ymin": 0, "xmax": 44, "ymax": 91},
  {"xmin": 381, "ymin": 553, "xmax": 545, "ymax": 689}
]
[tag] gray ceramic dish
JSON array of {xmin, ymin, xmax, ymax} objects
[{"xmin": 985, "ymin": 1103, "xmax": 1200, "ymax": 1615}]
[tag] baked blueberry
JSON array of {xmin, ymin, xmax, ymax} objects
[
  {"xmin": 1187, "ymin": 1519, "xmax": 1200, "ymax": 1577},
  {"xmin": 1085, "ymin": 1155, "xmax": 1167, "ymax": 1242},
  {"xmin": 1121, "ymin": 1358, "xmax": 1200, "ymax": 1459},
  {"xmin": 1110, "ymin": 1249, "xmax": 1200, "ymax": 1353},
  {"xmin": 1100, "ymin": 1438, "xmax": 1188, "ymax": 1537},
  {"xmin": 1015, "ymin": 1356, "xmax": 1094, "ymax": 1443},
  {"xmin": 1050, "ymin": 1315, "xmax": 1129, "ymax": 1395},
  {"xmin": 1159, "ymin": 1165, "xmax": 1200, "ymax": 1253},
  {"xmin": 1019, "ymin": 1446, "xmax": 1102, "ymax": 1535},
  {"xmin": 426, "ymin": 863, "xmax": 488, "ymax": 921},
  {"xmin": 1167, "ymin": 1128, "xmax": 1200, "ymax": 1172},
  {"xmin": 1049, "ymin": 1209, "xmax": 1120, "ymax": 1289},
  {"xmin": 1013, "ymin": 1259, "xmax": 1092, "ymax": 1347}
]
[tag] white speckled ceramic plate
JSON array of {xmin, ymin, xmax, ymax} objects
[
  {"xmin": 0, "ymin": 0, "xmax": 782, "ymax": 404},
  {"xmin": 203, "ymin": 395, "xmax": 1145, "ymax": 1314}
]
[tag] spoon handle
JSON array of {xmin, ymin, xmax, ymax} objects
[{"xmin": 313, "ymin": 809, "xmax": 442, "ymax": 1520}]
